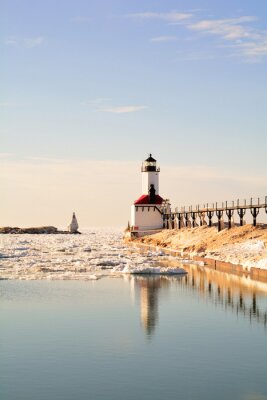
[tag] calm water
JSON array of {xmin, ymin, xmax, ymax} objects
[{"xmin": 1, "ymin": 265, "xmax": 267, "ymax": 400}]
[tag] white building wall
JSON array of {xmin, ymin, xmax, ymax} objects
[
  {"xmin": 141, "ymin": 171, "xmax": 159, "ymax": 195},
  {"xmin": 131, "ymin": 205, "xmax": 163, "ymax": 231}
]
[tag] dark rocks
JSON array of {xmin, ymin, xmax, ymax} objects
[{"xmin": 0, "ymin": 226, "xmax": 81, "ymax": 234}]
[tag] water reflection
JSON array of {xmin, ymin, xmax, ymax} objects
[
  {"xmin": 134, "ymin": 277, "xmax": 164, "ymax": 336},
  {"xmin": 182, "ymin": 264, "xmax": 267, "ymax": 330},
  {"xmin": 132, "ymin": 264, "xmax": 267, "ymax": 336}
]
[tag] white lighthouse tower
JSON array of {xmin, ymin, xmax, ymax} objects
[{"xmin": 130, "ymin": 154, "xmax": 164, "ymax": 236}]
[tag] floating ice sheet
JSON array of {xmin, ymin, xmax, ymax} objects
[{"xmin": 0, "ymin": 228, "xmax": 188, "ymax": 280}]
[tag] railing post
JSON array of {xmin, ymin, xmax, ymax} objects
[
  {"xmin": 226, "ymin": 208, "xmax": 234, "ymax": 229},
  {"xmin": 237, "ymin": 208, "xmax": 246, "ymax": 226},
  {"xmin": 178, "ymin": 213, "xmax": 182, "ymax": 229},
  {"xmin": 225, "ymin": 202, "xmax": 234, "ymax": 229},
  {"xmin": 171, "ymin": 213, "xmax": 175, "ymax": 229},
  {"xmin": 198, "ymin": 211, "xmax": 205, "ymax": 226},
  {"xmin": 216, "ymin": 204, "xmax": 224, "ymax": 232},
  {"xmin": 207, "ymin": 210, "xmax": 213, "ymax": 227},
  {"xmin": 184, "ymin": 212, "xmax": 189, "ymax": 228},
  {"xmin": 163, "ymin": 214, "xmax": 166, "ymax": 229},
  {"xmin": 191, "ymin": 211, "xmax": 197, "ymax": 228},
  {"xmin": 250, "ymin": 207, "xmax": 259, "ymax": 227},
  {"xmin": 167, "ymin": 214, "xmax": 171, "ymax": 229}
]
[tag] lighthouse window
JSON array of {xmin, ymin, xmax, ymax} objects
[
  {"xmin": 136, "ymin": 207, "xmax": 138, "ymax": 212},
  {"xmin": 142, "ymin": 207, "xmax": 144, "ymax": 212},
  {"xmin": 148, "ymin": 207, "xmax": 150, "ymax": 212},
  {"xmin": 154, "ymin": 207, "xmax": 156, "ymax": 211}
]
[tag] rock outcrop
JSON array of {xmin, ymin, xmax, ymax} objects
[{"xmin": 0, "ymin": 226, "xmax": 79, "ymax": 234}]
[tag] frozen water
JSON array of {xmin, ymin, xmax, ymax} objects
[
  {"xmin": 112, "ymin": 263, "xmax": 186, "ymax": 274},
  {"xmin": 0, "ymin": 228, "xmax": 187, "ymax": 280}
]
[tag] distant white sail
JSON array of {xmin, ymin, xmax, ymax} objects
[{"xmin": 69, "ymin": 212, "xmax": 79, "ymax": 233}]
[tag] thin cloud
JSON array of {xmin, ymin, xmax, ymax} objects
[
  {"xmin": 4, "ymin": 36, "xmax": 44, "ymax": 48},
  {"xmin": 128, "ymin": 9, "xmax": 267, "ymax": 62},
  {"xmin": 82, "ymin": 99, "xmax": 148, "ymax": 114},
  {"xmin": 23, "ymin": 36, "xmax": 44, "ymax": 48},
  {"xmin": 101, "ymin": 105, "xmax": 147, "ymax": 114},
  {"xmin": 28, "ymin": 156, "xmax": 67, "ymax": 163},
  {"xmin": 150, "ymin": 36, "xmax": 178, "ymax": 42},
  {"xmin": 4, "ymin": 38, "xmax": 17, "ymax": 45},
  {"xmin": 228, "ymin": 34, "xmax": 267, "ymax": 62},
  {"xmin": 188, "ymin": 16, "xmax": 258, "ymax": 40},
  {"xmin": 127, "ymin": 11, "xmax": 193, "ymax": 22},
  {"xmin": 187, "ymin": 16, "xmax": 267, "ymax": 61}
]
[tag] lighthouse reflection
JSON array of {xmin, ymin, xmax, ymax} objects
[
  {"xmin": 133, "ymin": 275, "xmax": 180, "ymax": 337},
  {"xmin": 135, "ymin": 277, "xmax": 162, "ymax": 336},
  {"xmin": 132, "ymin": 264, "xmax": 267, "ymax": 337}
]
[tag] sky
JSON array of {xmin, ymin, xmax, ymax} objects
[{"xmin": 1, "ymin": 0, "xmax": 267, "ymax": 227}]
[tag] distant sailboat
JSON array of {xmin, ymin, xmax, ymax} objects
[{"xmin": 68, "ymin": 212, "xmax": 79, "ymax": 233}]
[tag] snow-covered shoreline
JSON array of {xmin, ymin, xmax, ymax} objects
[{"xmin": 126, "ymin": 225, "xmax": 267, "ymax": 273}]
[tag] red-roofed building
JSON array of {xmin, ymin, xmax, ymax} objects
[{"xmin": 134, "ymin": 194, "xmax": 163, "ymax": 205}]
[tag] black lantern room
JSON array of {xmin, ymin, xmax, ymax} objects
[{"xmin": 141, "ymin": 154, "xmax": 160, "ymax": 172}]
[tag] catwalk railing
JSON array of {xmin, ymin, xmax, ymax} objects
[{"xmin": 162, "ymin": 196, "xmax": 267, "ymax": 231}]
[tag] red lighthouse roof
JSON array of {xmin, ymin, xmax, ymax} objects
[{"xmin": 134, "ymin": 194, "xmax": 163, "ymax": 205}]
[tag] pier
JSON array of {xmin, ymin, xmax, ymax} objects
[{"xmin": 162, "ymin": 196, "xmax": 267, "ymax": 231}]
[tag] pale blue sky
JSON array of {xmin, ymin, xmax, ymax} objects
[{"xmin": 1, "ymin": 0, "xmax": 266, "ymax": 226}]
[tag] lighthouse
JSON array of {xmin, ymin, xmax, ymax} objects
[{"xmin": 130, "ymin": 155, "xmax": 165, "ymax": 236}]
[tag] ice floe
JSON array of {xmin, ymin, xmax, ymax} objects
[
  {"xmin": 0, "ymin": 228, "xmax": 188, "ymax": 280},
  {"xmin": 112, "ymin": 263, "xmax": 186, "ymax": 275}
]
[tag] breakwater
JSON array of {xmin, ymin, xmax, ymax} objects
[
  {"xmin": 126, "ymin": 240, "xmax": 267, "ymax": 280},
  {"xmin": 126, "ymin": 225, "xmax": 267, "ymax": 278}
]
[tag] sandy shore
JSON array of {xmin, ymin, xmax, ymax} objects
[{"xmin": 126, "ymin": 225, "xmax": 267, "ymax": 272}]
